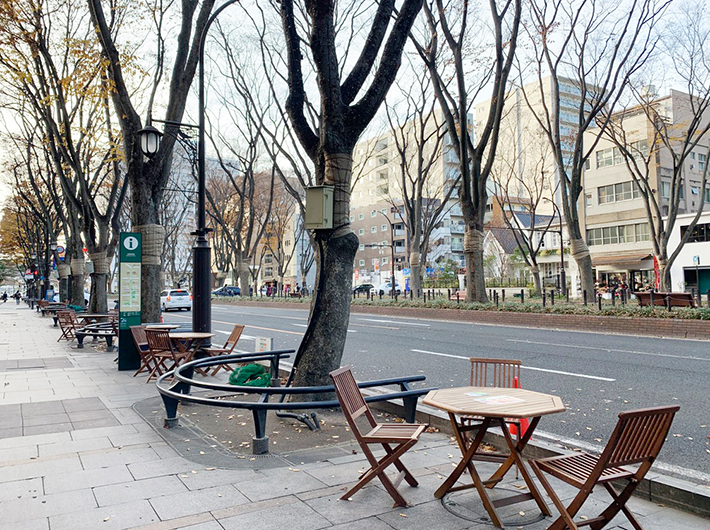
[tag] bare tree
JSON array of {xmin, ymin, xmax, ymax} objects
[
  {"xmin": 411, "ymin": 0, "xmax": 522, "ymax": 302},
  {"xmin": 520, "ymin": 0, "xmax": 670, "ymax": 297},
  {"xmin": 278, "ymin": 0, "xmax": 424, "ymax": 388},
  {"xmin": 384, "ymin": 62, "xmax": 453, "ymax": 297}
]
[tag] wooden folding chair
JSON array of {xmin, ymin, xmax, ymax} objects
[
  {"xmin": 56, "ymin": 310, "xmax": 79, "ymax": 342},
  {"xmin": 330, "ymin": 366, "xmax": 427, "ymax": 507},
  {"xmin": 145, "ymin": 329, "xmax": 187, "ymax": 381},
  {"xmin": 530, "ymin": 405, "xmax": 679, "ymax": 530},
  {"xmin": 130, "ymin": 325, "xmax": 156, "ymax": 379},
  {"xmin": 200, "ymin": 324, "xmax": 244, "ymax": 375},
  {"xmin": 465, "ymin": 358, "xmax": 524, "ymax": 475}
]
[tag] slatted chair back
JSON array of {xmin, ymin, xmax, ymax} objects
[
  {"xmin": 223, "ymin": 324, "xmax": 245, "ymax": 353},
  {"xmin": 470, "ymin": 358, "xmax": 521, "ymax": 388},
  {"xmin": 331, "ymin": 366, "xmax": 377, "ymax": 432},
  {"xmin": 130, "ymin": 325, "xmax": 148, "ymax": 351},
  {"xmin": 601, "ymin": 406, "xmax": 679, "ymax": 469},
  {"xmin": 56, "ymin": 309, "xmax": 78, "ymax": 341},
  {"xmin": 145, "ymin": 329, "xmax": 175, "ymax": 354}
]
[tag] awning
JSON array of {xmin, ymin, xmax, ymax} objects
[{"xmin": 592, "ymin": 253, "xmax": 653, "ymax": 267}]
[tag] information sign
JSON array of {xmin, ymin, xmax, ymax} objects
[{"xmin": 118, "ymin": 232, "xmax": 142, "ymax": 371}]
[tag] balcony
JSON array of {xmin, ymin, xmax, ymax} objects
[
  {"xmin": 429, "ymin": 243, "xmax": 452, "ymax": 263},
  {"xmin": 450, "ymin": 223, "xmax": 465, "ymax": 234}
]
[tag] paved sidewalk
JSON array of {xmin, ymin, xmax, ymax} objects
[{"xmin": 1, "ymin": 303, "xmax": 708, "ymax": 530}]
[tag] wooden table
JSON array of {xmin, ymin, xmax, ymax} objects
[
  {"xmin": 168, "ymin": 331, "xmax": 214, "ymax": 356},
  {"xmin": 423, "ymin": 386, "xmax": 565, "ymax": 528},
  {"xmin": 145, "ymin": 324, "xmax": 181, "ymax": 331}
]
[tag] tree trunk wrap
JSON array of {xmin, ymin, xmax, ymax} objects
[
  {"xmin": 57, "ymin": 264, "xmax": 71, "ymax": 280},
  {"xmin": 324, "ymin": 153, "xmax": 353, "ymax": 231},
  {"xmin": 410, "ymin": 251, "xmax": 421, "ymax": 296},
  {"xmin": 134, "ymin": 224, "xmax": 165, "ymax": 323},
  {"xmin": 570, "ymin": 237, "xmax": 594, "ymax": 295},
  {"xmin": 70, "ymin": 257, "xmax": 85, "ymax": 276},
  {"xmin": 89, "ymin": 252, "xmax": 109, "ymax": 274},
  {"xmin": 464, "ymin": 228, "xmax": 487, "ymax": 302}
]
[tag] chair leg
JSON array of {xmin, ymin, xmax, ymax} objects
[
  {"xmin": 529, "ymin": 460, "xmax": 581, "ymax": 530},
  {"xmin": 382, "ymin": 443, "xmax": 419, "ymax": 487},
  {"xmin": 590, "ymin": 480, "xmax": 644, "ymax": 530}
]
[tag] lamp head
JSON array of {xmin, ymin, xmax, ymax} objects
[
  {"xmin": 137, "ymin": 125, "xmax": 163, "ymax": 157},
  {"xmin": 49, "ymin": 241, "xmax": 58, "ymax": 252}
]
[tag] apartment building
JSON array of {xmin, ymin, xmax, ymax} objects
[{"xmin": 582, "ymin": 89, "xmax": 709, "ymax": 291}]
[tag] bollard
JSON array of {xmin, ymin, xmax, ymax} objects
[
  {"xmin": 649, "ymin": 291, "xmax": 654, "ymax": 306},
  {"xmin": 394, "ymin": 292, "xmax": 398, "ymax": 302},
  {"xmin": 495, "ymin": 291, "xmax": 499, "ymax": 308},
  {"xmin": 489, "ymin": 289, "xmax": 492, "ymax": 299},
  {"xmin": 583, "ymin": 290, "xmax": 587, "ymax": 306},
  {"xmin": 447, "ymin": 288, "xmax": 451, "ymax": 299},
  {"xmin": 566, "ymin": 288, "xmax": 570, "ymax": 304},
  {"xmin": 502, "ymin": 289, "xmax": 505, "ymax": 302},
  {"xmin": 423, "ymin": 292, "xmax": 427, "ymax": 303},
  {"xmin": 621, "ymin": 289, "xmax": 626, "ymax": 305},
  {"xmin": 456, "ymin": 292, "xmax": 460, "ymax": 303},
  {"xmin": 542, "ymin": 292, "xmax": 546, "ymax": 307},
  {"xmin": 611, "ymin": 289, "xmax": 615, "ymax": 306},
  {"xmin": 598, "ymin": 294, "xmax": 602, "ymax": 311},
  {"xmin": 666, "ymin": 295, "xmax": 672, "ymax": 311},
  {"xmin": 520, "ymin": 289, "xmax": 524, "ymax": 304},
  {"xmin": 696, "ymin": 288, "xmax": 701, "ymax": 308},
  {"xmin": 550, "ymin": 290, "xmax": 554, "ymax": 305},
  {"xmin": 379, "ymin": 291, "xmax": 383, "ymax": 300}
]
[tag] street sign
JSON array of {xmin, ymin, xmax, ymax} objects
[
  {"xmin": 693, "ymin": 255, "xmax": 701, "ymax": 266},
  {"xmin": 402, "ymin": 268, "xmax": 410, "ymax": 278}
]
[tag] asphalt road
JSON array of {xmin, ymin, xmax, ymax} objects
[{"xmin": 163, "ymin": 303, "xmax": 710, "ymax": 480}]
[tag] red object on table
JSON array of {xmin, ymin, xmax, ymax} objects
[{"xmin": 508, "ymin": 377, "xmax": 531, "ymax": 439}]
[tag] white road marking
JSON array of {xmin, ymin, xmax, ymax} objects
[
  {"xmin": 410, "ymin": 349, "xmax": 615, "ymax": 381},
  {"xmin": 358, "ymin": 318, "xmax": 430, "ymax": 327},
  {"xmin": 293, "ymin": 324, "xmax": 357, "ymax": 333},
  {"xmin": 507, "ymin": 339, "xmax": 710, "ymax": 362}
]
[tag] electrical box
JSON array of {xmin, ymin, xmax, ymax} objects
[{"xmin": 305, "ymin": 186, "xmax": 334, "ymax": 229}]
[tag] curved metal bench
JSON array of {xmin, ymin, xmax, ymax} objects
[{"xmin": 156, "ymin": 350, "xmax": 434, "ymax": 454}]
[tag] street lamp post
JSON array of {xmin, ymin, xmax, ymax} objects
[{"xmin": 137, "ymin": 0, "xmax": 239, "ymax": 337}]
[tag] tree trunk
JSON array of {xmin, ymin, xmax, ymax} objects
[
  {"xmin": 570, "ymin": 237, "xmax": 595, "ymax": 298},
  {"xmin": 57, "ymin": 263, "xmax": 71, "ymax": 303},
  {"xmin": 88, "ymin": 252, "xmax": 109, "ymax": 313},
  {"xmin": 291, "ymin": 154, "xmax": 356, "ymax": 394},
  {"xmin": 464, "ymin": 228, "xmax": 487, "ymax": 302},
  {"xmin": 238, "ymin": 260, "xmax": 250, "ymax": 296},
  {"xmin": 410, "ymin": 251, "xmax": 422, "ymax": 297},
  {"xmin": 658, "ymin": 257, "xmax": 671, "ymax": 291},
  {"xmin": 531, "ymin": 264, "xmax": 541, "ymax": 296}
]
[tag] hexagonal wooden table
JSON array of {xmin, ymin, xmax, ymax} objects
[{"xmin": 423, "ymin": 386, "xmax": 565, "ymax": 528}]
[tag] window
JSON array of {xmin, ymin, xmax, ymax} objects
[
  {"xmin": 681, "ymin": 223, "xmax": 709, "ymax": 243},
  {"xmin": 371, "ymin": 226, "xmax": 377, "ymax": 233},
  {"xmin": 598, "ymin": 184, "xmax": 614, "ymax": 204},
  {"xmin": 700, "ymin": 153, "xmax": 706, "ymax": 171},
  {"xmin": 285, "ymin": 240, "xmax": 290, "ymax": 247},
  {"xmin": 358, "ymin": 244, "xmax": 365, "ymax": 251},
  {"xmin": 585, "ymin": 159, "xmax": 591, "ymax": 170},
  {"xmin": 358, "ymin": 213, "xmax": 364, "ymax": 220},
  {"xmin": 613, "ymin": 147, "xmax": 624, "ymax": 165},
  {"xmin": 382, "ymin": 257, "xmax": 388, "ymax": 265},
  {"xmin": 371, "ymin": 259, "xmax": 378, "ymax": 266},
  {"xmin": 635, "ymin": 223, "xmax": 649, "ymax": 242},
  {"xmin": 705, "ymin": 188, "xmax": 710, "ymax": 202},
  {"xmin": 691, "ymin": 186, "xmax": 699, "ymax": 195},
  {"xmin": 661, "ymin": 181, "xmax": 671, "ymax": 198},
  {"xmin": 264, "ymin": 255, "xmax": 272, "ymax": 264},
  {"xmin": 602, "ymin": 226, "xmax": 618, "ymax": 245},
  {"xmin": 358, "ymin": 228, "xmax": 364, "ymax": 235},
  {"xmin": 349, "ymin": 216, "xmax": 354, "ymax": 222},
  {"xmin": 358, "ymin": 259, "xmax": 365, "ymax": 266},
  {"xmin": 630, "ymin": 139, "xmax": 648, "ymax": 158},
  {"xmin": 587, "ymin": 228, "xmax": 602, "ymax": 246},
  {"xmin": 381, "ymin": 208, "xmax": 387, "ymax": 215},
  {"xmin": 381, "ymin": 224, "xmax": 387, "ymax": 231},
  {"xmin": 265, "ymin": 267, "xmax": 273, "ymax": 276},
  {"xmin": 614, "ymin": 181, "xmax": 633, "ymax": 201},
  {"xmin": 619, "ymin": 225, "xmax": 635, "ymax": 243},
  {"xmin": 586, "ymin": 193, "xmax": 592, "ymax": 206},
  {"xmin": 596, "ymin": 148, "xmax": 614, "ymax": 168},
  {"xmin": 371, "ymin": 210, "xmax": 377, "ymax": 217}
]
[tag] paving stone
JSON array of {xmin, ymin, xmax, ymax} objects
[
  {"xmin": 22, "ymin": 413, "xmax": 71, "ymax": 427},
  {"xmin": 108, "ymin": 431, "xmax": 163, "ymax": 447},
  {"xmin": 127, "ymin": 456, "xmax": 197, "ymax": 480},
  {"xmin": 178, "ymin": 521, "xmax": 225, "ymax": 530},
  {"xmin": 22, "ymin": 422, "xmax": 73, "ymax": 437},
  {"xmin": 219, "ymin": 499, "xmax": 331, "ymax": 530},
  {"xmin": 71, "ymin": 417, "xmax": 121, "ymax": 430},
  {"xmin": 329, "ymin": 517, "xmax": 397, "ymax": 530},
  {"xmin": 38, "ymin": 436, "xmax": 113, "ymax": 458},
  {"xmin": 80, "ymin": 446, "xmax": 161, "ymax": 470},
  {"xmin": 0, "ymin": 431, "xmax": 70, "ymax": 450},
  {"xmin": 0, "ymin": 426, "xmax": 24, "ymax": 439},
  {"xmin": 61, "ymin": 397, "xmax": 105, "ymax": 412},
  {"xmin": 0, "ymin": 444, "xmax": 39, "ymax": 462},
  {"xmin": 0, "ymin": 455, "xmax": 83, "ymax": 484},
  {"xmin": 377, "ymin": 500, "xmax": 471, "ymax": 530},
  {"xmin": 237, "ymin": 467, "xmax": 329, "ymax": 502},
  {"xmin": 0, "ymin": 487, "xmax": 97, "ymax": 524},
  {"xmin": 48, "ymin": 499, "xmax": 159, "ymax": 530},
  {"xmin": 304, "ymin": 489, "xmax": 398, "ymax": 525},
  {"xmin": 178, "ymin": 467, "xmax": 260, "ymax": 491},
  {"xmin": 70, "ymin": 424, "xmax": 138, "ymax": 441},
  {"xmin": 94, "ymin": 475, "xmax": 189, "ymax": 506},
  {"xmin": 0, "ymin": 477, "xmax": 43, "ymax": 502},
  {"xmin": 21, "ymin": 401, "xmax": 65, "ymax": 414},
  {"xmin": 149, "ymin": 485, "xmax": 250, "ymax": 520},
  {"xmin": 2, "ymin": 519, "xmax": 50, "ymax": 530},
  {"xmin": 44, "ymin": 464, "xmax": 134, "ymax": 494},
  {"xmin": 66, "ymin": 408, "xmax": 114, "ymax": 422}
]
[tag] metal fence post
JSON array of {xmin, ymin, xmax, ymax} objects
[
  {"xmin": 520, "ymin": 289, "xmax": 524, "ymax": 304},
  {"xmin": 598, "ymin": 294, "xmax": 602, "ymax": 311},
  {"xmin": 542, "ymin": 292, "xmax": 546, "ymax": 307},
  {"xmin": 583, "ymin": 290, "xmax": 587, "ymax": 306},
  {"xmin": 550, "ymin": 290, "xmax": 555, "ymax": 305}
]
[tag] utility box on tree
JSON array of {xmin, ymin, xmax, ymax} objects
[{"xmin": 304, "ymin": 186, "xmax": 334, "ymax": 229}]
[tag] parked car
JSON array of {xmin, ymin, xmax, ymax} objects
[
  {"xmin": 212, "ymin": 286, "xmax": 241, "ymax": 297},
  {"xmin": 352, "ymin": 283, "xmax": 374, "ymax": 294},
  {"xmin": 372, "ymin": 282, "xmax": 401, "ymax": 295},
  {"xmin": 160, "ymin": 289, "xmax": 193, "ymax": 311},
  {"xmin": 52, "ymin": 291, "xmax": 91, "ymax": 305}
]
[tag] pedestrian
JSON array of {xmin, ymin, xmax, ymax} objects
[
  {"xmin": 14, "ymin": 291, "xmax": 21, "ymax": 305},
  {"xmin": 2, "ymin": 292, "xmax": 7, "ymax": 303},
  {"xmin": 266, "ymin": 285, "xmax": 272, "ymax": 297}
]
